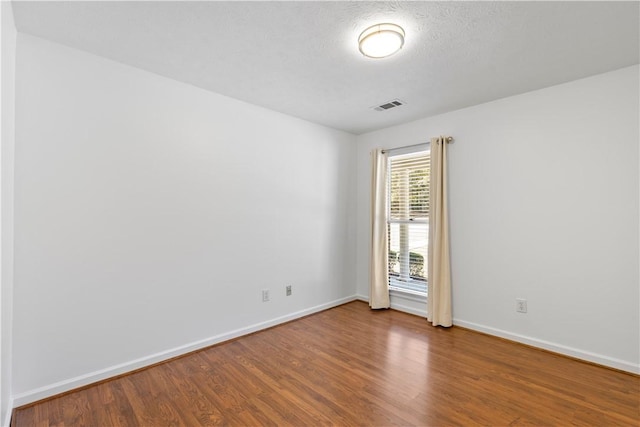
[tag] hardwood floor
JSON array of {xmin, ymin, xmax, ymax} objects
[{"xmin": 13, "ymin": 301, "xmax": 640, "ymax": 426}]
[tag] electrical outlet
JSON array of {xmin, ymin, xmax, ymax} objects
[
  {"xmin": 286, "ymin": 285, "xmax": 292, "ymax": 296},
  {"xmin": 262, "ymin": 289, "xmax": 270, "ymax": 302},
  {"xmin": 516, "ymin": 298, "xmax": 527, "ymax": 313}
]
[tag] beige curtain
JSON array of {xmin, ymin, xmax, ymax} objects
[
  {"xmin": 370, "ymin": 148, "xmax": 390, "ymax": 309},
  {"xmin": 427, "ymin": 137, "xmax": 452, "ymax": 326}
]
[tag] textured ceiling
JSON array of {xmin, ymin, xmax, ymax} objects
[{"xmin": 11, "ymin": 1, "xmax": 640, "ymax": 134}]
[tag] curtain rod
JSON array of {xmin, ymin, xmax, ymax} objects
[{"xmin": 381, "ymin": 136, "xmax": 453, "ymax": 154}]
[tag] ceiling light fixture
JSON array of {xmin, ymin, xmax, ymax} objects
[{"xmin": 358, "ymin": 23, "xmax": 405, "ymax": 59}]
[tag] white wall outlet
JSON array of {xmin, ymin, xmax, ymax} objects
[
  {"xmin": 262, "ymin": 289, "xmax": 270, "ymax": 302},
  {"xmin": 516, "ymin": 298, "xmax": 527, "ymax": 313},
  {"xmin": 286, "ymin": 285, "xmax": 292, "ymax": 296}
]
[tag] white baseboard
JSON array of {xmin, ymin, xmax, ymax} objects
[
  {"xmin": 453, "ymin": 318, "xmax": 640, "ymax": 375},
  {"xmin": 11, "ymin": 295, "xmax": 638, "ymax": 409},
  {"xmin": 2, "ymin": 397, "xmax": 13, "ymax": 427},
  {"xmin": 358, "ymin": 293, "xmax": 638, "ymax": 374},
  {"xmin": 389, "ymin": 302, "xmax": 426, "ymax": 318},
  {"xmin": 11, "ymin": 295, "xmax": 358, "ymax": 407},
  {"xmin": 355, "ymin": 293, "xmax": 428, "ymax": 318},
  {"xmin": 389, "ymin": 291, "xmax": 427, "ymax": 318}
]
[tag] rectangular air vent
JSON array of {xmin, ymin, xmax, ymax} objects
[{"xmin": 372, "ymin": 99, "xmax": 405, "ymax": 112}]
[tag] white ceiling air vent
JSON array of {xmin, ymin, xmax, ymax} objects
[{"xmin": 372, "ymin": 99, "xmax": 405, "ymax": 112}]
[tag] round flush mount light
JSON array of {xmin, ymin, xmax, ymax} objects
[{"xmin": 358, "ymin": 23, "xmax": 405, "ymax": 59}]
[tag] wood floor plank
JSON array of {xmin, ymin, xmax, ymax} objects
[{"xmin": 13, "ymin": 301, "xmax": 640, "ymax": 426}]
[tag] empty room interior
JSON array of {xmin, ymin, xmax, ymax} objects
[{"xmin": 1, "ymin": 1, "xmax": 639, "ymax": 426}]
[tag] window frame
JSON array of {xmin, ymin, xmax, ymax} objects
[{"xmin": 386, "ymin": 146, "xmax": 429, "ymax": 296}]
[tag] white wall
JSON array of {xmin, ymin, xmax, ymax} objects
[
  {"xmin": 12, "ymin": 34, "xmax": 357, "ymax": 403},
  {"xmin": 356, "ymin": 66, "xmax": 640, "ymax": 373},
  {"xmin": 0, "ymin": 1, "xmax": 17, "ymax": 424},
  {"xmin": 6, "ymin": 23, "xmax": 638, "ymax": 414}
]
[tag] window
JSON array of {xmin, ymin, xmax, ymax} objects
[{"xmin": 387, "ymin": 149, "xmax": 429, "ymax": 295}]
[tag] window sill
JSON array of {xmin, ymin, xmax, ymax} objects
[{"xmin": 389, "ymin": 287, "xmax": 427, "ymax": 303}]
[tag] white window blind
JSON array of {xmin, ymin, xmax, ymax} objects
[{"xmin": 387, "ymin": 150, "xmax": 429, "ymax": 294}]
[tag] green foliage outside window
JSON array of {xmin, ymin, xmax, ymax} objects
[
  {"xmin": 388, "ymin": 250, "xmax": 425, "ymax": 280},
  {"xmin": 389, "ymin": 167, "xmax": 430, "ymax": 218}
]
